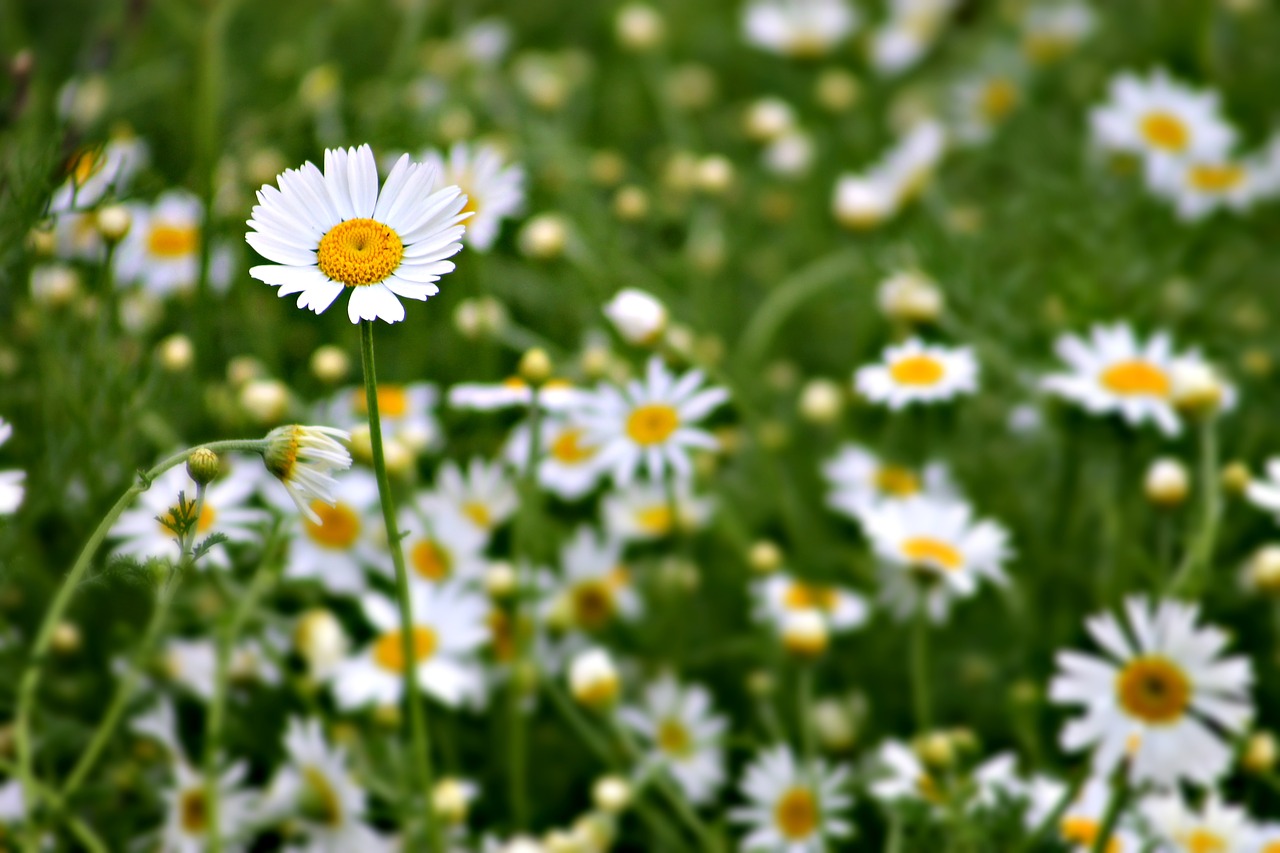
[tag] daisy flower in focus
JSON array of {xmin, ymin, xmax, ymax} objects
[
  {"xmin": 160, "ymin": 758, "xmax": 255, "ymax": 853},
  {"xmin": 330, "ymin": 579, "xmax": 489, "ymax": 709},
  {"xmin": 109, "ymin": 459, "xmax": 269, "ymax": 566},
  {"xmin": 1024, "ymin": 775, "xmax": 1142, "ymax": 852},
  {"xmin": 1041, "ymin": 323, "xmax": 1200, "ymax": 436},
  {"xmin": 449, "ymin": 377, "xmax": 584, "ymax": 413},
  {"xmin": 1245, "ymin": 458, "xmax": 1280, "ymax": 524},
  {"xmin": 754, "ymin": 574, "xmax": 869, "ymax": 634},
  {"xmin": 1049, "ymin": 596, "xmax": 1253, "ymax": 788},
  {"xmin": 742, "ymin": 0, "xmax": 859, "ymax": 59},
  {"xmin": 1090, "ymin": 70, "xmax": 1235, "ymax": 164},
  {"xmin": 731, "ymin": 745, "xmax": 853, "ymax": 851},
  {"xmin": 542, "ymin": 527, "xmax": 640, "ymax": 634},
  {"xmin": 822, "ymin": 443, "xmax": 953, "ymax": 523},
  {"xmin": 421, "ymin": 457, "xmax": 518, "ymax": 538},
  {"xmin": 505, "ymin": 414, "xmax": 606, "ymax": 501},
  {"xmin": 855, "ymin": 338, "xmax": 979, "ymax": 410},
  {"xmin": 246, "ymin": 144, "xmax": 467, "ymax": 324},
  {"xmin": 578, "ymin": 356, "xmax": 728, "ymax": 485},
  {"xmin": 395, "ymin": 503, "xmax": 487, "ymax": 586},
  {"xmin": 0, "ymin": 419, "xmax": 24, "ymax": 514},
  {"xmin": 262, "ymin": 424, "xmax": 353, "ymax": 524},
  {"xmin": 115, "ymin": 190, "xmax": 229, "ymax": 296},
  {"xmin": 421, "ymin": 142, "xmax": 524, "ymax": 252},
  {"xmin": 328, "ymin": 383, "xmax": 442, "ymax": 454},
  {"xmin": 271, "ymin": 468, "xmax": 381, "ymax": 595},
  {"xmin": 619, "ymin": 675, "xmax": 729, "ymax": 806},
  {"xmin": 1146, "ymin": 153, "xmax": 1261, "ymax": 221},
  {"xmin": 261, "ymin": 718, "xmax": 389, "ymax": 851},
  {"xmin": 862, "ymin": 495, "xmax": 1012, "ymax": 623},
  {"xmin": 601, "ymin": 479, "xmax": 714, "ymax": 542},
  {"xmin": 1142, "ymin": 790, "xmax": 1259, "ymax": 853}
]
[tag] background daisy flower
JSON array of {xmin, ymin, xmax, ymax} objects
[
  {"xmin": 421, "ymin": 142, "xmax": 525, "ymax": 252},
  {"xmin": 754, "ymin": 573, "xmax": 870, "ymax": 634},
  {"xmin": 505, "ymin": 415, "xmax": 606, "ymax": 501},
  {"xmin": 742, "ymin": 0, "xmax": 859, "ymax": 59},
  {"xmin": 542, "ymin": 526, "xmax": 640, "ymax": 634},
  {"xmin": 114, "ymin": 190, "xmax": 217, "ymax": 297},
  {"xmin": 619, "ymin": 675, "xmax": 728, "ymax": 805},
  {"xmin": 1090, "ymin": 69, "xmax": 1236, "ymax": 163},
  {"xmin": 0, "ymin": 419, "xmax": 25, "ymax": 515},
  {"xmin": 601, "ymin": 479, "xmax": 713, "ymax": 542},
  {"xmin": 246, "ymin": 144, "xmax": 467, "ymax": 324},
  {"xmin": 421, "ymin": 457, "xmax": 518, "ymax": 538},
  {"xmin": 396, "ymin": 502, "xmax": 488, "ymax": 586},
  {"xmin": 822, "ymin": 443, "xmax": 954, "ymax": 523},
  {"xmin": 272, "ymin": 468, "xmax": 381, "ymax": 595},
  {"xmin": 731, "ymin": 744, "xmax": 853, "ymax": 851},
  {"xmin": 855, "ymin": 338, "xmax": 978, "ymax": 409},
  {"xmin": 326, "ymin": 382, "xmax": 443, "ymax": 453}
]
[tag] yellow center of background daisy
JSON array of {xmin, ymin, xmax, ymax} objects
[
  {"xmin": 410, "ymin": 539, "xmax": 451, "ymax": 581},
  {"xmin": 550, "ymin": 428, "xmax": 595, "ymax": 464},
  {"xmin": 317, "ymin": 217, "xmax": 404, "ymax": 287},
  {"xmin": 460, "ymin": 186, "xmax": 479, "ymax": 216},
  {"xmin": 305, "ymin": 501, "xmax": 361, "ymax": 548},
  {"xmin": 372, "ymin": 627, "xmax": 437, "ymax": 672},
  {"xmin": 180, "ymin": 788, "xmax": 208, "ymax": 832},
  {"xmin": 1140, "ymin": 112, "xmax": 1189, "ymax": 151},
  {"xmin": 1178, "ymin": 829, "xmax": 1228, "ymax": 853},
  {"xmin": 979, "ymin": 78, "xmax": 1018, "ymax": 121},
  {"xmin": 353, "ymin": 386, "xmax": 410, "ymax": 418},
  {"xmin": 626, "ymin": 403, "xmax": 680, "ymax": 445},
  {"xmin": 875, "ymin": 466, "xmax": 920, "ymax": 496},
  {"xmin": 158, "ymin": 503, "xmax": 217, "ymax": 536},
  {"xmin": 889, "ymin": 354, "xmax": 945, "ymax": 386},
  {"xmin": 635, "ymin": 505, "xmax": 673, "ymax": 534},
  {"xmin": 900, "ymin": 537, "xmax": 964, "ymax": 571},
  {"xmin": 462, "ymin": 501, "xmax": 492, "ymax": 529},
  {"xmin": 571, "ymin": 580, "xmax": 617, "ymax": 630},
  {"xmin": 1060, "ymin": 817, "xmax": 1118, "ymax": 853},
  {"xmin": 784, "ymin": 583, "xmax": 838, "ymax": 612},
  {"xmin": 71, "ymin": 149, "xmax": 105, "ymax": 184},
  {"xmin": 773, "ymin": 787, "xmax": 819, "ymax": 840},
  {"xmin": 1115, "ymin": 655, "xmax": 1190, "ymax": 724},
  {"xmin": 300, "ymin": 765, "xmax": 344, "ymax": 826},
  {"xmin": 1099, "ymin": 360, "xmax": 1169, "ymax": 397},
  {"xmin": 657, "ymin": 718, "xmax": 694, "ymax": 757},
  {"xmin": 1188, "ymin": 164, "xmax": 1244, "ymax": 193},
  {"xmin": 147, "ymin": 224, "xmax": 199, "ymax": 258},
  {"xmin": 916, "ymin": 773, "xmax": 945, "ymax": 804}
]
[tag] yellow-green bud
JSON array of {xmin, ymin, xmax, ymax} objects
[{"xmin": 186, "ymin": 447, "xmax": 220, "ymax": 486}]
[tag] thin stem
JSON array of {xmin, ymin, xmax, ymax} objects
[
  {"xmin": 911, "ymin": 596, "xmax": 933, "ymax": 733},
  {"xmin": 796, "ymin": 666, "xmax": 826, "ymax": 853},
  {"xmin": 508, "ymin": 393, "xmax": 542, "ymax": 829},
  {"xmin": 1169, "ymin": 417, "xmax": 1221, "ymax": 599},
  {"xmin": 1091, "ymin": 776, "xmax": 1128, "ymax": 853},
  {"xmin": 358, "ymin": 320, "xmax": 441, "ymax": 853}
]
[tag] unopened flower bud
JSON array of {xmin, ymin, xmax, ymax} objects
[
  {"xmin": 569, "ymin": 648, "xmax": 620, "ymax": 709},
  {"xmin": 878, "ymin": 270, "xmax": 943, "ymax": 324},
  {"xmin": 603, "ymin": 288, "xmax": 667, "ymax": 345},
  {"xmin": 581, "ymin": 344, "xmax": 612, "ymax": 379},
  {"xmin": 592, "ymin": 775, "xmax": 632, "ymax": 813},
  {"xmin": 812, "ymin": 698, "xmax": 856, "ymax": 751},
  {"xmin": 1171, "ymin": 360, "xmax": 1227, "ymax": 416},
  {"xmin": 186, "ymin": 447, "xmax": 220, "ymax": 487},
  {"xmin": 310, "ymin": 345, "xmax": 349, "ymax": 383},
  {"xmin": 96, "ymin": 204, "xmax": 132, "ymax": 243},
  {"xmin": 485, "ymin": 561, "xmax": 517, "ymax": 599},
  {"xmin": 454, "ymin": 296, "xmax": 509, "ymax": 339},
  {"xmin": 1144, "ymin": 457, "xmax": 1189, "ymax": 508},
  {"xmin": 914, "ymin": 731, "xmax": 955, "ymax": 769},
  {"xmin": 744, "ymin": 97, "xmax": 795, "ymax": 142},
  {"xmin": 748, "ymin": 540, "xmax": 783, "ymax": 574},
  {"xmin": 227, "ymin": 355, "xmax": 267, "ymax": 387},
  {"xmin": 799, "ymin": 378, "xmax": 843, "ymax": 424},
  {"xmin": 1222, "ymin": 461, "xmax": 1251, "ymax": 496},
  {"xmin": 1242, "ymin": 731, "xmax": 1278, "ymax": 774},
  {"xmin": 613, "ymin": 185, "xmax": 649, "ymax": 221},
  {"xmin": 519, "ymin": 348, "xmax": 553, "ymax": 384},
  {"xmin": 781, "ymin": 610, "xmax": 828, "ymax": 659},
  {"xmin": 746, "ymin": 669, "xmax": 776, "ymax": 697},
  {"xmin": 159, "ymin": 334, "xmax": 194, "ymax": 372},
  {"xmin": 432, "ymin": 777, "xmax": 474, "ymax": 824},
  {"xmin": 294, "ymin": 608, "xmax": 349, "ymax": 677},
  {"xmin": 815, "ymin": 68, "xmax": 860, "ymax": 112},
  {"xmin": 51, "ymin": 621, "xmax": 82, "ymax": 655},
  {"xmin": 518, "ymin": 214, "xmax": 568, "ymax": 260},
  {"xmin": 26, "ymin": 227, "xmax": 56, "ymax": 257},
  {"xmin": 240, "ymin": 379, "xmax": 290, "ymax": 424},
  {"xmin": 615, "ymin": 4, "xmax": 664, "ymax": 51},
  {"xmin": 695, "ymin": 155, "xmax": 734, "ymax": 195},
  {"xmin": 1246, "ymin": 546, "xmax": 1280, "ymax": 595},
  {"xmin": 30, "ymin": 264, "xmax": 81, "ymax": 307}
]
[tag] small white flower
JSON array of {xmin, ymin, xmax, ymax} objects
[
  {"xmin": 1049, "ymin": 596, "xmax": 1253, "ymax": 788},
  {"xmin": 1090, "ymin": 69, "xmax": 1236, "ymax": 163},
  {"xmin": 754, "ymin": 573, "xmax": 869, "ymax": 634},
  {"xmin": 131, "ymin": 697, "xmax": 181, "ymax": 757},
  {"xmin": 49, "ymin": 136, "xmax": 149, "ymax": 215},
  {"xmin": 272, "ymin": 468, "xmax": 381, "ymax": 595},
  {"xmin": 541, "ymin": 527, "xmax": 641, "ymax": 634},
  {"xmin": 0, "ymin": 419, "xmax": 25, "ymax": 515},
  {"xmin": 730, "ymin": 744, "xmax": 853, "ymax": 851},
  {"xmin": 420, "ymin": 142, "xmax": 524, "ymax": 252},
  {"xmin": 603, "ymin": 288, "xmax": 668, "ymax": 346},
  {"xmin": 326, "ymin": 384, "xmax": 442, "ymax": 454},
  {"xmin": 743, "ymin": 0, "xmax": 859, "ymax": 58},
  {"xmin": 1024, "ymin": 775, "xmax": 1142, "ymax": 852},
  {"xmin": 868, "ymin": 739, "xmax": 942, "ymax": 805},
  {"xmin": 449, "ymin": 377, "xmax": 584, "ymax": 412},
  {"xmin": 160, "ymin": 759, "xmax": 255, "ymax": 853},
  {"xmin": 263, "ymin": 424, "xmax": 353, "ymax": 524},
  {"xmin": 1142, "ymin": 790, "xmax": 1260, "ymax": 853},
  {"xmin": 601, "ymin": 479, "xmax": 714, "ymax": 542},
  {"xmin": 246, "ymin": 144, "xmax": 468, "ymax": 324},
  {"xmin": 395, "ymin": 502, "xmax": 488, "ymax": 586},
  {"xmin": 855, "ymin": 338, "xmax": 979, "ymax": 410},
  {"xmin": 421, "ymin": 457, "xmax": 519, "ymax": 539},
  {"xmin": 569, "ymin": 647, "xmax": 621, "ymax": 708},
  {"xmin": 619, "ymin": 675, "xmax": 728, "ymax": 805},
  {"xmin": 1147, "ymin": 152, "xmax": 1261, "ymax": 221},
  {"xmin": 115, "ymin": 190, "xmax": 230, "ymax": 297},
  {"xmin": 832, "ymin": 172, "xmax": 901, "ymax": 230},
  {"xmin": 822, "ymin": 443, "xmax": 954, "ymax": 523},
  {"xmin": 1020, "ymin": 1, "xmax": 1096, "ymax": 63},
  {"xmin": 868, "ymin": 0, "xmax": 957, "ymax": 76},
  {"xmin": 505, "ymin": 415, "xmax": 607, "ymax": 501}
]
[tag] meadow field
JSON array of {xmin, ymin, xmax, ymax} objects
[{"xmin": 2, "ymin": 0, "xmax": 1280, "ymax": 849}]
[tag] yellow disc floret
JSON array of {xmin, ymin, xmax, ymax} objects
[{"xmin": 317, "ymin": 218, "xmax": 404, "ymax": 287}]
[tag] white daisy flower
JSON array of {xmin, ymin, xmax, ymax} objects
[
  {"xmin": 109, "ymin": 459, "xmax": 270, "ymax": 567},
  {"xmin": 862, "ymin": 495, "xmax": 1012, "ymax": 623},
  {"xmin": 262, "ymin": 718, "xmax": 390, "ymax": 852},
  {"xmin": 448, "ymin": 377, "xmax": 585, "ymax": 412},
  {"xmin": 578, "ymin": 356, "xmax": 728, "ymax": 486},
  {"xmin": 601, "ymin": 479, "xmax": 714, "ymax": 542},
  {"xmin": 603, "ymin": 288, "xmax": 668, "ymax": 346},
  {"xmin": 49, "ymin": 136, "xmax": 149, "ymax": 214},
  {"xmin": 1246, "ymin": 459, "xmax": 1280, "ymax": 524},
  {"xmin": 867, "ymin": 740, "xmax": 945, "ymax": 806},
  {"xmin": 421, "ymin": 457, "xmax": 518, "ymax": 538},
  {"xmin": 159, "ymin": 758, "xmax": 255, "ymax": 853},
  {"xmin": 742, "ymin": 0, "xmax": 859, "ymax": 59},
  {"xmin": 0, "ymin": 778, "xmax": 25, "ymax": 826},
  {"xmin": 505, "ymin": 414, "xmax": 607, "ymax": 501},
  {"xmin": 162, "ymin": 634, "xmax": 284, "ymax": 701},
  {"xmin": 868, "ymin": 0, "xmax": 956, "ymax": 76},
  {"xmin": 753, "ymin": 574, "xmax": 870, "ymax": 634},
  {"xmin": 1024, "ymin": 775, "xmax": 1142, "ymax": 852},
  {"xmin": 1147, "ymin": 152, "xmax": 1262, "ymax": 221},
  {"xmin": 1142, "ymin": 790, "xmax": 1260, "ymax": 853},
  {"xmin": 950, "ymin": 69, "xmax": 1022, "ymax": 146},
  {"xmin": 855, "ymin": 338, "xmax": 979, "ymax": 410},
  {"xmin": 262, "ymin": 424, "xmax": 353, "ymax": 524},
  {"xmin": 1020, "ymin": 1, "xmax": 1095, "ymax": 64},
  {"xmin": 114, "ymin": 190, "xmax": 230, "ymax": 297},
  {"xmin": 0, "ymin": 419, "xmax": 25, "ymax": 515},
  {"xmin": 832, "ymin": 172, "xmax": 901, "ymax": 230},
  {"xmin": 1041, "ymin": 323, "xmax": 1202, "ymax": 436},
  {"xmin": 1049, "ymin": 596, "xmax": 1253, "ymax": 788},
  {"xmin": 272, "ymin": 468, "xmax": 381, "ymax": 595},
  {"xmin": 132, "ymin": 697, "xmax": 181, "ymax": 757},
  {"xmin": 730, "ymin": 744, "xmax": 853, "ymax": 851},
  {"xmin": 619, "ymin": 675, "xmax": 729, "ymax": 806},
  {"xmin": 395, "ymin": 502, "xmax": 488, "ymax": 586},
  {"xmin": 421, "ymin": 142, "xmax": 524, "ymax": 252},
  {"xmin": 879, "ymin": 119, "xmax": 948, "ymax": 202},
  {"xmin": 822, "ymin": 443, "xmax": 954, "ymax": 523},
  {"xmin": 246, "ymin": 144, "xmax": 467, "ymax": 324},
  {"xmin": 326, "ymin": 383, "xmax": 442, "ymax": 453},
  {"xmin": 1090, "ymin": 69, "xmax": 1236, "ymax": 163},
  {"xmin": 542, "ymin": 527, "xmax": 640, "ymax": 634},
  {"xmin": 967, "ymin": 752, "xmax": 1027, "ymax": 811},
  {"xmin": 329, "ymin": 579, "xmax": 489, "ymax": 709}
]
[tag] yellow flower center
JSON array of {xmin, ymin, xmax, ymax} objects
[
  {"xmin": 657, "ymin": 718, "xmax": 693, "ymax": 757},
  {"xmin": 783, "ymin": 582, "xmax": 839, "ymax": 613},
  {"xmin": 979, "ymin": 78, "xmax": 1018, "ymax": 121},
  {"xmin": 889, "ymin": 354, "xmax": 946, "ymax": 387},
  {"xmin": 299, "ymin": 765, "xmax": 343, "ymax": 827},
  {"xmin": 158, "ymin": 503, "xmax": 217, "ymax": 536},
  {"xmin": 571, "ymin": 580, "xmax": 617, "ymax": 631},
  {"xmin": 626, "ymin": 403, "xmax": 680, "ymax": 446},
  {"xmin": 1116, "ymin": 655, "xmax": 1191, "ymax": 724},
  {"xmin": 487, "ymin": 609, "xmax": 518, "ymax": 663},
  {"xmin": 1099, "ymin": 360, "xmax": 1170, "ymax": 397},
  {"xmin": 371, "ymin": 626, "xmax": 437, "ymax": 672},
  {"xmin": 550, "ymin": 428, "xmax": 596, "ymax": 464},
  {"xmin": 875, "ymin": 465, "xmax": 920, "ymax": 497},
  {"xmin": 70, "ymin": 149, "xmax": 105, "ymax": 185},
  {"xmin": 180, "ymin": 788, "xmax": 208, "ymax": 833},
  {"xmin": 316, "ymin": 217, "xmax": 404, "ymax": 287},
  {"xmin": 147, "ymin": 224, "xmax": 200, "ymax": 259},
  {"xmin": 462, "ymin": 501, "xmax": 492, "ymax": 529},
  {"xmin": 1140, "ymin": 112, "xmax": 1189, "ymax": 152},
  {"xmin": 773, "ymin": 786, "xmax": 819, "ymax": 840},
  {"xmin": 1259, "ymin": 842, "xmax": 1280, "ymax": 853},
  {"xmin": 1060, "ymin": 816, "xmax": 1119, "ymax": 853},
  {"xmin": 916, "ymin": 773, "xmax": 945, "ymax": 804},
  {"xmin": 352, "ymin": 386, "xmax": 410, "ymax": 418},
  {"xmin": 1178, "ymin": 829, "xmax": 1229, "ymax": 853},
  {"xmin": 460, "ymin": 185, "xmax": 479, "ymax": 217},
  {"xmin": 410, "ymin": 539, "xmax": 451, "ymax": 582},
  {"xmin": 1187, "ymin": 164, "xmax": 1245, "ymax": 193},
  {"xmin": 900, "ymin": 537, "xmax": 964, "ymax": 571},
  {"xmin": 304, "ymin": 501, "xmax": 361, "ymax": 549},
  {"xmin": 635, "ymin": 505, "xmax": 673, "ymax": 535}
]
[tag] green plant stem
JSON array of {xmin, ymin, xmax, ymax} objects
[
  {"xmin": 1091, "ymin": 777, "xmax": 1128, "ymax": 853},
  {"xmin": 358, "ymin": 320, "xmax": 441, "ymax": 853},
  {"xmin": 796, "ymin": 665, "xmax": 826, "ymax": 853},
  {"xmin": 911, "ymin": 597, "xmax": 933, "ymax": 733},
  {"xmin": 1169, "ymin": 417, "xmax": 1221, "ymax": 599}
]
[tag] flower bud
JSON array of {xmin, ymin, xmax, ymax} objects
[
  {"xmin": 694, "ymin": 155, "xmax": 734, "ymax": 195},
  {"xmin": 454, "ymin": 296, "xmax": 509, "ymax": 339},
  {"xmin": 569, "ymin": 648, "xmax": 620, "ymax": 709},
  {"xmin": 833, "ymin": 176, "xmax": 897, "ymax": 230},
  {"xmin": 613, "ymin": 186, "xmax": 649, "ymax": 221},
  {"xmin": 878, "ymin": 270, "xmax": 943, "ymax": 324},
  {"xmin": 781, "ymin": 609, "xmax": 828, "ymax": 659},
  {"xmin": 309, "ymin": 345, "xmax": 349, "ymax": 383},
  {"xmin": 1144, "ymin": 457, "xmax": 1189, "ymax": 508},
  {"xmin": 589, "ymin": 150, "xmax": 627, "ymax": 186},
  {"xmin": 96, "ymin": 204, "xmax": 132, "ymax": 243},
  {"xmin": 812, "ymin": 698, "xmax": 856, "ymax": 752},
  {"xmin": 26, "ymin": 227, "xmax": 56, "ymax": 257},
  {"xmin": 240, "ymin": 379, "xmax": 290, "ymax": 424},
  {"xmin": 519, "ymin": 348, "xmax": 553, "ymax": 384},
  {"xmin": 603, "ymin": 288, "xmax": 667, "ymax": 345},
  {"xmin": 518, "ymin": 214, "xmax": 568, "ymax": 260},
  {"xmin": 30, "ymin": 264, "xmax": 81, "ymax": 307},
  {"xmin": 799, "ymin": 378, "xmax": 843, "ymax": 425},
  {"xmin": 186, "ymin": 447, "xmax": 220, "ymax": 487},
  {"xmin": 748, "ymin": 540, "xmax": 783, "ymax": 574},
  {"xmin": 158, "ymin": 334, "xmax": 194, "ymax": 372},
  {"xmin": 744, "ymin": 97, "xmax": 795, "ymax": 142},
  {"xmin": 815, "ymin": 68, "xmax": 860, "ymax": 112},
  {"xmin": 592, "ymin": 775, "xmax": 632, "ymax": 813},
  {"xmin": 1242, "ymin": 731, "xmax": 1278, "ymax": 775},
  {"xmin": 432, "ymin": 777, "xmax": 475, "ymax": 824},
  {"xmin": 1222, "ymin": 461, "xmax": 1251, "ymax": 496},
  {"xmin": 294, "ymin": 608, "xmax": 349, "ymax": 678},
  {"xmin": 1246, "ymin": 546, "xmax": 1280, "ymax": 595},
  {"xmin": 615, "ymin": 4, "xmax": 664, "ymax": 51},
  {"xmin": 51, "ymin": 621, "xmax": 82, "ymax": 655},
  {"xmin": 914, "ymin": 731, "xmax": 955, "ymax": 769},
  {"xmin": 1171, "ymin": 360, "xmax": 1227, "ymax": 416},
  {"xmin": 485, "ymin": 561, "xmax": 518, "ymax": 599}
]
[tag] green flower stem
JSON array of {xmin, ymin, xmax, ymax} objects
[
  {"xmin": 1170, "ymin": 417, "xmax": 1221, "ymax": 599},
  {"xmin": 204, "ymin": 523, "xmax": 286, "ymax": 853},
  {"xmin": 911, "ymin": 597, "xmax": 933, "ymax": 733},
  {"xmin": 1091, "ymin": 776, "xmax": 1129, "ymax": 853},
  {"xmin": 358, "ymin": 320, "xmax": 442, "ymax": 853},
  {"xmin": 14, "ymin": 439, "xmax": 266, "ymax": 840}
]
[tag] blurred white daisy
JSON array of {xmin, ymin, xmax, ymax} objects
[
  {"xmin": 754, "ymin": 574, "xmax": 869, "ymax": 634},
  {"xmin": 1041, "ymin": 323, "xmax": 1198, "ymax": 436},
  {"xmin": 601, "ymin": 479, "xmax": 714, "ymax": 542},
  {"xmin": 327, "ymin": 383, "xmax": 442, "ymax": 454},
  {"xmin": 160, "ymin": 758, "xmax": 255, "ymax": 853},
  {"xmin": 578, "ymin": 356, "xmax": 728, "ymax": 485},
  {"xmin": 730, "ymin": 745, "xmax": 853, "ymax": 851},
  {"xmin": 863, "ymin": 495, "xmax": 1012, "ymax": 623},
  {"xmin": 49, "ymin": 136, "xmax": 149, "ymax": 214},
  {"xmin": 1246, "ymin": 459, "xmax": 1280, "ymax": 524},
  {"xmin": 273, "ymin": 468, "xmax": 381, "ymax": 595},
  {"xmin": 1024, "ymin": 775, "xmax": 1142, "ymax": 852},
  {"xmin": 832, "ymin": 171, "xmax": 901, "ymax": 230},
  {"xmin": 114, "ymin": 190, "xmax": 230, "ymax": 297},
  {"xmin": 329, "ymin": 579, "xmax": 489, "ymax": 709},
  {"xmin": 0, "ymin": 419, "xmax": 25, "ymax": 514},
  {"xmin": 1142, "ymin": 790, "xmax": 1259, "ymax": 853},
  {"xmin": 855, "ymin": 338, "xmax": 979, "ymax": 410},
  {"xmin": 246, "ymin": 144, "xmax": 467, "ymax": 324},
  {"xmin": 1090, "ymin": 70, "xmax": 1235, "ymax": 163},
  {"xmin": 619, "ymin": 675, "xmax": 728, "ymax": 806},
  {"xmin": 421, "ymin": 457, "xmax": 518, "ymax": 539},
  {"xmin": 1020, "ymin": 1, "xmax": 1095, "ymax": 64},
  {"xmin": 541, "ymin": 527, "xmax": 640, "ymax": 634},
  {"xmin": 109, "ymin": 459, "xmax": 269, "ymax": 567},
  {"xmin": 421, "ymin": 142, "xmax": 524, "ymax": 252},
  {"xmin": 132, "ymin": 697, "xmax": 181, "ymax": 757},
  {"xmin": 1147, "ymin": 153, "xmax": 1261, "ymax": 221},
  {"xmin": 396, "ymin": 502, "xmax": 488, "ymax": 585},
  {"xmin": 950, "ymin": 69, "xmax": 1022, "ymax": 146},
  {"xmin": 1049, "ymin": 596, "xmax": 1253, "ymax": 788},
  {"xmin": 262, "ymin": 718, "xmax": 390, "ymax": 852},
  {"xmin": 880, "ymin": 120, "xmax": 948, "ymax": 202},
  {"xmin": 449, "ymin": 376, "xmax": 584, "ymax": 412},
  {"xmin": 868, "ymin": 0, "xmax": 957, "ymax": 76},
  {"xmin": 162, "ymin": 634, "xmax": 284, "ymax": 702},
  {"xmin": 867, "ymin": 740, "xmax": 944, "ymax": 806},
  {"xmin": 822, "ymin": 443, "xmax": 954, "ymax": 523},
  {"xmin": 505, "ymin": 414, "xmax": 606, "ymax": 501},
  {"xmin": 742, "ymin": 0, "xmax": 859, "ymax": 59},
  {"xmin": 262, "ymin": 424, "xmax": 353, "ymax": 524}
]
